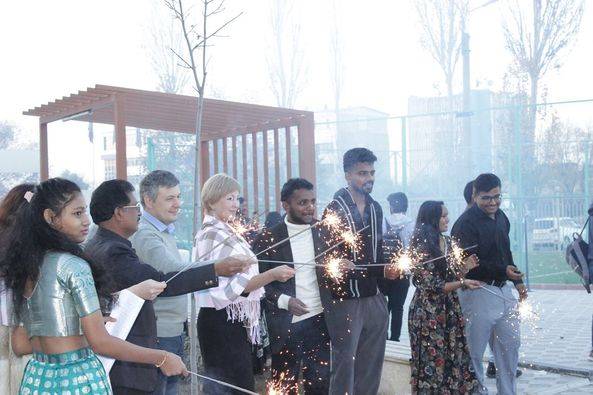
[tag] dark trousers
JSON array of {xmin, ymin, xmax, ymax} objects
[
  {"xmin": 382, "ymin": 278, "xmax": 410, "ymax": 341},
  {"xmin": 271, "ymin": 313, "xmax": 330, "ymax": 395},
  {"xmin": 197, "ymin": 307, "xmax": 255, "ymax": 394},
  {"xmin": 324, "ymin": 294, "xmax": 388, "ymax": 395},
  {"xmin": 153, "ymin": 335, "xmax": 185, "ymax": 395}
]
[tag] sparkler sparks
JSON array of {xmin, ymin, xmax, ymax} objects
[
  {"xmin": 341, "ymin": 230, "xmax": 358, "ymax": 248},
  {"xmin": 451, "ymin": 240, "xmax": 465, "ymax": 265},
  {"xmin": 266, "ymin": 372, "xmax": 296, "ymax": 395},
  {"xmin": 392, "ymin": 252, "xmax": 413, "ymax": 274},
  {"xmin": 322, "ymin": 211, "xmax": 342, "ymax": 232},
  {"xmin": 518, "ymin": 301, "xmax": 536, "ymax": 320},
  {"xmin": 517, "ymin": 301, "xmax": 540, "ymax": 328},
  {"xmin": 325, "ymin": 257, "xmax": 346, "ymax": 282}
]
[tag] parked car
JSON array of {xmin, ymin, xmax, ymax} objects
[{"xmin": 532, "ymin": 217, "xmax": 582, "ymax": 251}]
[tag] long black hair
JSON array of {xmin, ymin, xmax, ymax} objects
[
  {"xmin": 410, "ymin": 200, "xmax": 445, "ymax": 258},
  {"xmin": 0, "ymin": 178, "xmax": 114, "ymax": 316}
]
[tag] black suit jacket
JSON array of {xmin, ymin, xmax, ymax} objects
[
  {"xmin": 84, "ymin": 227, "xmax": 218, "ymax": 392},
  {"xmin": 252, "ymin": 221, "xmax": 331, "ymax": 355}
]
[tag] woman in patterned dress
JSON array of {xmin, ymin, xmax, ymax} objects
[
  {"xmin": 0, "ymin": 178, "xmax": 188, "ymax": 394},
  {"xmin": 408, "ymin": 201, "xmax": 481, "ymax": 394}
]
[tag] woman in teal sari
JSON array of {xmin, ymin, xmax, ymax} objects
[{"xmin": 1, "ymin": 178, "xmax": 188, "ymax": 394}]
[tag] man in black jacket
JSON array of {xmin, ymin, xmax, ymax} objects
[
  {"xmin": 85, "ymin": 179, "xmax": 250, "ymax": 395},
  {"xmin": 253, "ymin": 178, "xmax": 331, "ymax": 394},
  {"xmin": 321, "ymin": 148, "xmax": 400, "ymax": 395}
]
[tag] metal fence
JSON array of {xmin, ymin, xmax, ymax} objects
[{"xmin": 138, "ymin": 97, "xmax": 593, "ymax": 284}]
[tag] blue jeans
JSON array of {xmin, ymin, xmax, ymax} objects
[{"xmin": 153, "ymin": 335, "xmax": 185, "ymax": 395}]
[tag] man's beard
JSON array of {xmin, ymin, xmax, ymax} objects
[
  {"xmin": 352, "ymin": 182, "xmax": 374, "ymax": 195},
  {"xmin": 287, "ymin": 208, "xmax": 313, "ymax": 225}
]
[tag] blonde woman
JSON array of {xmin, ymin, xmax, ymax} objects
[{"xmin": 193, "ymin": 173, "xmax": 294, "ymax": 394}]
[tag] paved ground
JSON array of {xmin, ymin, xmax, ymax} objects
[
  {"xmin": 397, "ymin": 286, "xmax": 593, "ymax": 394},
  {"xmin": 399, "ymin": 287, "xmax": 593, "ymax": 373},
  {"xmin": 181, "ymin": 287, "xmax": 593, "ymax": 394}
]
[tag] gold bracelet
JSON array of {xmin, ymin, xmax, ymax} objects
[{"xmin": 155, "ymin": 353, "xmax": 167, "ymax": 368}]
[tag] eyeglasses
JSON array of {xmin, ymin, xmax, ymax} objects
[
  {"xmin": 478, "ymin": 194, "xmax": 502, "ymax": 203},
  {"xmin": 120, "ymin": 202, "xmax": 141, "ymax": 212}
]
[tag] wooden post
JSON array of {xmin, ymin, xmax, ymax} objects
[
  {"xmin": 222, "ymin": 138, "xmax": 228, "ymax": 174},
  {"xmin": 262, "ymin": 130, "xmax": 270, "ymax": 214},
  {"xmin": 297, "ymin": 114, "xmax": 316, "ymax": 185},
  {"xmin": 200, "ymin": 140, "xmax": 210, "ymax": 186},
  {"xmin": 114, "ymin": 97, "xmax": 127, "ymax": 180},
  {"xmin": 232, "ymin": 136, "xmax": 238, "ymax": 179},
  {"xmin": 252, "ymin": 132, "xmax": 259, "ymax": 216},
  {"xmin": 242, "ymin": 135, "xmax": 249, "ymax": 213},
  {"xmin": 285, "ymin": 127, "xmax": 292, "ymax": 179},
  {"xmin": 39, "ymin": 122, "xmax": 49, "ymax": 181},
  {"xmin": 273, "ymin": 129, "xmax": 281, "ymax": 212},
  {"xmin": 213, "ymin": 139, "xmax": 219, "ymax": 173}
]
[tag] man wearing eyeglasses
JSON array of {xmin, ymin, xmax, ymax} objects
[
  {"xmin": 451, "ymin": 173, "xmax": 526, "ymax": 395},
  {"xmin": 85, "ymin": 178, "xmax": 251, "ymax": 395}
]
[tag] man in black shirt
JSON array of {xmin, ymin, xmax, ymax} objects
[
  {"xmin": 84, "ymin": 180, "xmax": 250, "ymax": 394},
  {"xmin": 451, "ymin": 173, "xmax": 526, "ymax": 395}
]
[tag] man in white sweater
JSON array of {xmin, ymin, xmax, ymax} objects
[{"xmin": 253, "ymin": 178, "xmax": 331, "ymax": 394}]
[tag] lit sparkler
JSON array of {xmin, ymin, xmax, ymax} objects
[
  {"xmin": 325, "ymin": 257, "xmax": 347, "ymax": 283},
  {"xmin": 477, "ymin": 285, "xmax": 539, "ymax": 323},
  {"xmin": 188, "ymin": 371, "xmax": 258, "ymax": 395},
  {"xmin": 266, "ymin": 372, "xmax": 296, "ymax": 395},
  {"xmin": 392, "ymin": 252, "xmax": 413, "ymax": 275},
  {"xmin": 322, "ymin": 211, "xmax": 342, "ymax": 232},
  {"xmin": 517, "ymin": 301, "xmax": 537, "ymax": 321},
  {"xmin": 341, "ymin": 230, "xmax": 358, "ymax": 248}
]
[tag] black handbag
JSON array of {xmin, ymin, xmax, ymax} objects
[{"xmin": 565, "ymin": 217, "xmax": 591, "ymax": 293}]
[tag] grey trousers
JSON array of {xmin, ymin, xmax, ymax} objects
[
  {"xmin": 324, "ymin": 293, "xmax": 388, "ymax": 395},
  {"xmin": 458, "ymin": 283, "xmax": 521, "ymax": 395}
]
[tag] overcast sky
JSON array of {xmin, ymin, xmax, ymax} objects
[{"xmin": 1, "ymin": 0, "xmax": 592, "ymax": 150}]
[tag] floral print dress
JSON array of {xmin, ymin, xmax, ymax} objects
[{"xmin": 408, "ymin": 235, "xmax": 478, "ymax": 394}]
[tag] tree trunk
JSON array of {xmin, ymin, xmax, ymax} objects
[{"xmin": 189, "ymin": 92, "xmax": 204, "ymax": 395}]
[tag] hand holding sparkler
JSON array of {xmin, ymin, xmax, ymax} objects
[
  {"xmin": 128, "ymin": 279, "xmax": 167, "ymax": 301},
  {"xmin": 460, "ymin": 278, "xmax": 482, "ymax": 290},
  {"xmin": 384, "ymin": 264, "xmax": 404, "ymax": 280},
  {"xmin": 385, "ymin": 251, "xmax": 414, "ymax": 280},
  {"xmin": 266, "ymin": 265, "xmax": 295, "ymax": 283},
  {"xmin": 506, "ymin": 265, "xmax": 524, "ymax": 281},
  {"xmin": 463, "ymin": 254, "xmax": 479, "ymax": 272},
  {"xmin": 214, "ymin": 254, "xmax": 253, "ymax": 277},
  {"xmin": 288, "ymin": 297, "xmax": 310, "ymax": 316},
  {"xmin": 516, "ymin": 283, "xmax": 528, "ymax": 302}
]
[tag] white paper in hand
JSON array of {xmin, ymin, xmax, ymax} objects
[{"xmin": 98, "ymin": 289, "xmax": 145, "ymax": 374}]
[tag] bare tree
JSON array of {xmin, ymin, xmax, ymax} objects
[
  {"xmin": 148, "ymin": 17, "xmax": 190, "ymax": 94},
  {"xmin": 163, "ymin": 2, "xmax": 241, "ymax": 392},
  {"xmin": 415, "ymin": 0, "xmax": 469, "ymax": 100},
  {"xmin": 164, "ymin": 0, "xmax": 242, "ymax": 231},
  {"xmin": 329, "ymin": 0, "xmax": 343, "ymax": 117},
  {"xmin": 536, "ymin": 114, "xmax": 590, "ymax": 194},
  {"xmin": 266, "ymin": 0, "xmax": 307, "ymax": 108},
  {"xmin": 503, "ymin": 0, "xmax": 584, "ymax": 135}
]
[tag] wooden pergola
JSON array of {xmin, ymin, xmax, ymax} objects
[{"xmin": 23, "ymin": 84, "xmax": 315, "ymax": 212}]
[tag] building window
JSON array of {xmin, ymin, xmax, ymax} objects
[{"xmin": 104, "ymin": 159, "xmax": 116, "ymax": 180}]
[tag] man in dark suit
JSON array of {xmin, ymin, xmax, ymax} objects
[
  {"xmin": 253, "ymin": 178, "xmax": 331, "ymax": 394},
  {"xmin": 85, "ymin": 179, "xmax": 250, "ymax": 395}
]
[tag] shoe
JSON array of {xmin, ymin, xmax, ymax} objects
[
  {"xmin": 516, "ymin": 369, "xmax": 523, "ymax": 378},
  {"xmin": 486, "ymin": 362, "xmax": 496, "ymax": 378},
  {"xmin": 588, "ymin": 350, "xmax": 593, "ymax": 362}
]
